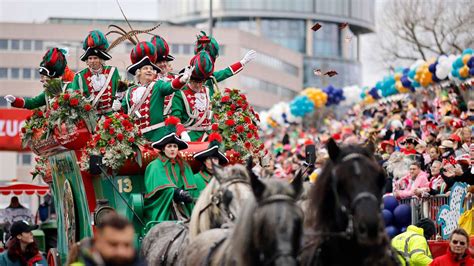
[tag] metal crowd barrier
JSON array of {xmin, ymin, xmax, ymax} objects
[{"xmin": 398, "ymin": 194, "xmax": 474, "ymax": 239}]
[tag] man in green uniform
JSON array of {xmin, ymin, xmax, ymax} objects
[
  {"xmin": 121, "ymin": 41, "xmax": 192, "ymax": 142},
  {"xmin": 144, "ymin": 116, "xmax": 199, "ymax": 223},
  {"xmin": 70, "ymin": 30, "xmax": 122, "ymax": 116},
  {"xmin": 193, "ymin": 132, "xmax": 229, "ymax": 191},
  {"xmin": 152, "ymin": 33, "xmax": 257, "ymax": 117},
  {"xmin": 5, "ymin": 48, "xmax": 70, "ymax": 109},
  {"xmin": 171, "ymin": 51, "xmax": 218, "ymax": 141}
]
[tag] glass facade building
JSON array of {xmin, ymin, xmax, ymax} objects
[{"xmin": 158, "ymin": 0, "xmax": 375, "ymax": 88}]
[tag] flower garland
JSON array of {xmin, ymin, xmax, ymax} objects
[
  {"xmin": 211, "ymin": 88, "xmax": 264, "ymax": 160},
  {"xmin": 80, "ymin": 113, "xmax": 147, "ymax": 171},
  {"xmin": 48, "ymin": 90, "xmax": 97, "ymax": 134},
  {"xmin": 31, "ymin": 156, "xmax": 50, "ymax": 181},
  {"xmin": 21, "ymin": 108, "xmax": 51, "ymax": 148}
]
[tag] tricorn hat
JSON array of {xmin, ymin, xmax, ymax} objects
[
  {"xmin": 193, "ymin": 132, "xmax": 228, "ymax": 165},
  {"xmin": 127, "ymin": 41, "xmax": 161, "ymax": 75},
  {"xmin": 39, "ymin": 48, "xmax": 67, "ymax": 78},
  {"xmin": 152, "ymin": 116, "xmax": 188, "ymax": 150},
  {"xmin": 80, "ymin": 30, "xmax": 112, "ymax": 61}
]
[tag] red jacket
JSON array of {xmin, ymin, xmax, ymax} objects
[{"xmin": 430, "ymin": 248, "xmax": 473, "ymax": 266}]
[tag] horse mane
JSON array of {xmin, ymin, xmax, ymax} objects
[
  {"xmin": 219, "ymin": 179, "xmax": 300, "ymax": 265},
  {"xmin": 188, "ymin": 164, "xmax": 251, "ymax": 240},
  {"xmin": 306, "ymin": 144, "xmax": 378, "ymax": 230}
]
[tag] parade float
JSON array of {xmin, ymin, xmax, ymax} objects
[{"xmin": 17, "ymin": 84, "xmax": 260, "ymax": 265}]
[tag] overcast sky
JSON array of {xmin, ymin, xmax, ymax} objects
[{"xmin": 0, "ymin": 0, "xmax": 386, "ymax": 88}]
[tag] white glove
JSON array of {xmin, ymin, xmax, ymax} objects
[
  {"xmin": 181, "ymin": 131, "xmax": 191, "ymax": 142},
  {"xmin": 179, "ymin": 66, "xmax": 195, "ymax": 83},
  {"xmin": 240, "ymin": 50, "xmax": 257, "ymax": 66},
  {"xmin": 4, "ymin": 95, "xmax": 15, "ymax": 103},
  {"xmin": 112, "ymin": 100, "xmax": 122, "ymax": 111}
]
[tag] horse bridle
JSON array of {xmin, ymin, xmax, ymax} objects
[
  {"xmin": 198, "ymin": 178, "xmax": 249, "ymax": 222},
  {"xmin": 256, "ymin": 194, "xmax": 303, "ymax": 266},
  {"xmin": 315, "ymin": 153, "xmax": 381, "ymax": 239}
]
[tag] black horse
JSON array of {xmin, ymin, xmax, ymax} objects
[{"xmin": 299, "ymin": 139, "xmax": 402, "ymax": 266}]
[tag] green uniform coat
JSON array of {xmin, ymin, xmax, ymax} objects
[
  {"xmin": 144, "ymin": 155, "xmax": 199, "ymax": 223},
  {"xmin": 194, "ymin": 170, "xmax": 212, "ymax": 192}
]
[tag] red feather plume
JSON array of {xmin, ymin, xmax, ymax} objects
[
  {"xmin": 165, "ymin": 116, "xmax": 180, "ymax": 126},
  {"xmin": 208, "ymin": 132, "xmax": 223, "ymax": 143}
]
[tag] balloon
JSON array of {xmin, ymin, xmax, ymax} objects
[
  {"xmin": 393, "ymin": 204, "xmax": 411, "ymax": 228},
  {"xmin": 382, "ymin": 209, "xmax": 394, "ymax": 226},
  {"xmin": 462, "ymin": 48, "xmax": 473, "ymax": 55},
  {"xmin": 428, "ymin": 63, "xmax": 437, "ymax": 73},
  {"xmin": 400, "ymin": 226, "xmax": 407, "ymax": 233},
  {"xmin": 386, "ymin": 225, "xmax": 399, "ymax": 239},
  {"xmin": 470, "ymin": 67, "xmax": 474, "ymax": 76},
  {"xmin": 451, "ymin": 68, "xmax": 460, "ymax": 77},
  {"xmin": 408, "ymin": 69, "xmax": 416, "ymax": 79},
  {"xmin": 394, "ymin": 73, "xmax": 402, "ymax": 81},
  {"xmin": 453, "ymin": 57, "xmax": 464, "ymax": 69},
  {"xmin": 383, "ymin": 196, "xmax": 399, "ymax": 212},
  {"xmin": 468, "ymin": 57, "xmax": 474, "ymax": 68},
  {"xmin": 401, "ymin": 76, "xmax": 412, "ymax": 87},
  {"xmin": 290, "ymin": 95, "xmax": 314, "ymax": 117},
  {"xmin": 460, "ymin": 66, "xmax": 469, "ymax": 78},
  {"xmin": 462, "ymin": 54, "xmax": 471, "ymax": 65}
]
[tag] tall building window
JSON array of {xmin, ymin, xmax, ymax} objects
[
  {"xmin": 17, "ymin": 153, "xmax": 32, "ymax": 166},
  {"xmin": 34, "ymin": 40, "xmax": 43, "ymax": 51},
  {"xmin": 312, "ymin": 22, "xmax": 340, "ymax": 58},
  {"xmin": 0, "ymin": 39, "xmax": 8, "ymax": 50},
  {"xmin": 10, "ymin": 68, "xmax": 20, "ymax": 79},
  {"xmin": 0, "ymin": 68, "xmax": 7, "ymax": 79},
  {"xmin": 34, "ymin": 70, "xmax": 40, "ymax": 80},
  {"xmin": 23, "ymin": 68, "xmax": 32, "ymax": 79},
  {"xmin": 260, "ymin": 19, "xmax": 306, "ymax": 53},
  {"xmin": 0, "ymin": 97, "xmax": 7, "ymax": 107},
  {"xmin": 11, "ymin": 40, "xmax": 20, "ymax": 50},
  {"xmin": 23, "ymin": 40, "xmax": 32, "ymax": 50}
]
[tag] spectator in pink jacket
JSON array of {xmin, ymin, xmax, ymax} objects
[{"xmin": 394, "ymin": 161, "xmax": 430, "ymax": 199}]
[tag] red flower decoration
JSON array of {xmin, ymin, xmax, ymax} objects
[
  {"xmin": 52, "ymin": 102, "xmax": 59, "ymax": 110},
  {"xmin": 63, "ymin": 93, "xmax": 70, "ymax": 101},
  {"xmin": 221, "ymin": 96, "xmax": 230, "ymax": 103},
  {"xmin": 227, "ymin": 110, "xmax": 234, "ymax": 117},
  {"xmin": 69, "ymin": 98, "xmax": 79, "ymax": 107},
  {"xmin": 244, "ymin": 141, "xmax": 252, "ymax": 149},
  {"xmin": 247, "ymin": 132, "xmax": 253, "ymax": 139},
  {"xmin": 108, "ymin": 138, "xmax": 116, "ymax": 145},
  {"xmin": 109, "ymin": 128, "xmax": 115, "ymax": 135},
  {"xmin": 84, "ymin": 104, "xmax": 92, "ymax": 112},
  {"xmin": 236, "ymin": 125, "xmax": 245, "ymax": 133},
  {"xmin": 117, "ymin": 133, "xmax": 124, "ymax": 141},
  {"xmin": 240, "ymin": 94, "xmax": 247, "ymax": 101},
  {"xmin": 230, "ymin": 134, "xmax": 238, "ymax": 142},
  {"xmin": 100, "ymin": 147, "xmax": 106, "ymax": 154},
  {"xmin": 225, "ymin": 119, "xmax": 235, "ymax": 126},
  {"xmin": 230, "ymin": 104, "xmax": 237, "ymax": 111},
  {"xmin": 243, "ymin": 116, "xmax": 251, "ymax": 124},
  {"xmin": 36, "ymin": 111, "xmax": 43, "ymax": 117},
  {"xmin": 248, "ymin": 124, "xmax": 257, "ymax": 131},
  {"xmin": 21, "ymin": 127, "xmax": 26, "ymax": 133},
  {"xmin": 128, "ymin": 137, "xmax": 135, "ymax": 143},
  {"xmin": 211, "ymin": 123, "xmax": 219, "ymax": 131}
]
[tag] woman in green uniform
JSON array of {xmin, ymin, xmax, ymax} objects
[
  {"xmin": 143, "ymin": 116, "xmax": 199, "ymax": 223},
  {"xmin": 193, "ymin": 132, "xmax": 229, "ymax": 192}
]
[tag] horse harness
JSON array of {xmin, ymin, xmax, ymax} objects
[
  {"xmin": 300, "ymin": 152, "xmax": 382, "ymax": 263},
  {"xmin": 157, "ymin": 223, "xmax": 188, "ymax": 266},
  {"xmin": 202, "ymin": 194, "xmax": 302, "ymax": 266},
  {"xmin": 258, "ymin": 194, "xmax": 304, "ymax": 266},
  {"xmin": 198, "ymin": 179, "xmax": 249, "ymax": 224}
]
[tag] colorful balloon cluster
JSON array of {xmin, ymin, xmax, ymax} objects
[
  {"xmin": 361, "ymin": 48, "xmax": 474, "ymax": 103},
  {"xmin": 383, "ymin": 196, "xmax": 412, "ymax": 239},
  {"xmin": 290, "ymin": 95, "xmax": 314, "ymax": 117},
  {"xmin": 451, "ymin": 48, "xmax": 474, "ymax": 80},
  {"xmin": 323, "ymin": 85, "xmax": 345, "ymax": 106},
  {"xmin": 301, "ymin": 88, "xmax": 328, "ymax": 108}
]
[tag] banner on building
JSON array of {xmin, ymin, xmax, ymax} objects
[{"xmin": 0, "ymin": 109, "xmax": 32, "ymax": 151}]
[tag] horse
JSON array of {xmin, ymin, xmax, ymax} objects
[
  {"xmin": 299, "ymin": 139, "xmax": 402, "ymax": 266},
  {"xmin": 140, "ymin": 164, "xmax": 252, "ymax": 265},
  {"xmin": 180, "ymin": 161, "xmax": 304, "ymax": 266}
]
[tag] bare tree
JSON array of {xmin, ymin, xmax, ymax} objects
[{"xmin": 377, "ymin": 0, "xmax": 474, "ymax": 67}]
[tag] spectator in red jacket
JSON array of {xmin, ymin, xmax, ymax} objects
[{"xmin": 430, "ymin": 228, "xmax": 473, "ymax": 266}]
